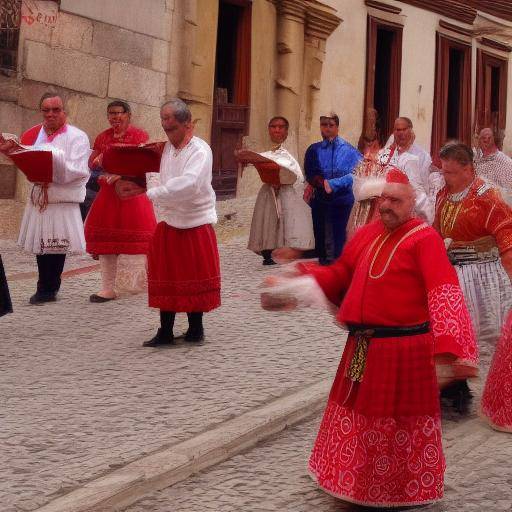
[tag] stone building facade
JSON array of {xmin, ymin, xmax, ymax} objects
[{"xmin": 1, "ymin": 0, "xmax": 512, "ymax": 209}]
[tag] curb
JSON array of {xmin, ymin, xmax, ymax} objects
[{"xmin": 35, "ymin": 379, "xmax": 331, "ymax": 512}]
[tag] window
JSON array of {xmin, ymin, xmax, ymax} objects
[
  {"xmin": 476, "ymin": 49, "xmax": 508, "ymax": 148},
  {"xmin": 364, "ymin": 16, "xmax": 403, "ymax": 146},
  {"xmin": 0, "ymin": 0, "xmax": 21, "ymax": 72},
  {"xmin": 431, "ymin": 34, "xmax": 472, "ymax": 165}
]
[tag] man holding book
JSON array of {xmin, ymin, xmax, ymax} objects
[{"xmin": 0, "ymin": 92, "xmax": 90, "ymax": 305}]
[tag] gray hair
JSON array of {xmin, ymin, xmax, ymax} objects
[
  {"xmin": 39, "ymin": 92, "xmax": 66, "ymax": 110},
  {"xmin": 161, "ymin": 98, "xmax": 191, "ymax": 123}
]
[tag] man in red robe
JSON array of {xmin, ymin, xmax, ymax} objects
[{"xmin": 262, "ymin": 169, "xmax": 477, "ymax": 508}]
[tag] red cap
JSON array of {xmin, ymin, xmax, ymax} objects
[{"xmin": 386, "ymin": 167, "xmax": 410, "ymax": 184}]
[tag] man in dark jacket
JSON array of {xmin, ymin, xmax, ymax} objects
[{"xmin": 304, "ymin": 113, "xmax": 362, "ymax": 264}]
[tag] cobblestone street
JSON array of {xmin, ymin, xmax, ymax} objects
[
  {"xmin": 125, "ymin": 410, "xmax": 512, "ymax": 512},
  {"xmin": 2, "ymin": 218, "xmax": 511, "ymax": 512},
  {"xmin": 1, "ymin": 230, "xmax": 342, "ymax": 512}
]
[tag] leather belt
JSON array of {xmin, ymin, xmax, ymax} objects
[{"xmin": 346, "ymin": 322, "xmax": 430, "ymax": 383}]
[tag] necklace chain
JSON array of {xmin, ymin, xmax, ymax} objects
[{"xmin": 368, "ymin": 223, "xmax": 428, "ymax": 279}]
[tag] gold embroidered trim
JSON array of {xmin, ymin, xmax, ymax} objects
[{"xmin": 368, "ymin": 223, "xmax": 428, "ymax": 279}]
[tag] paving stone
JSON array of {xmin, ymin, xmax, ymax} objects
[{"xmin": 1, "ymin": 233, "xmax": 341, "ymax": 511}]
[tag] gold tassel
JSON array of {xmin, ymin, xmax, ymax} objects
[{"xmin": 346, "ymin": 330, "xmax": 373, "ymax": 382}]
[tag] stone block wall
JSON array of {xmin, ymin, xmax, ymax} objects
[{"xmin": 0, "ymin": 0, "xmax": 175, "ymax": 201}]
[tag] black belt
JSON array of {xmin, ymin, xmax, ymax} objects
[
  {"xmin": 345, "ymin": 322, "xmax": 430, "ymax": 383},
  {"xmin": 348, "ymin": 321, "xmax": 430, "ymax": 338}
]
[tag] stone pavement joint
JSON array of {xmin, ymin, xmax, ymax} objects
[{"xmin": 34, "ymin": 380, "xmax": 331, "ymax": 512}]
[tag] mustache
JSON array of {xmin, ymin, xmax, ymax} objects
[{"xmin": 379, "ymin": 208, "xmax": 397, "ymax": 216}]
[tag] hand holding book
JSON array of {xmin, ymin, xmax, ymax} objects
[
  {"xmin": 115, "ymin": 179, "xmax": 146, "ymax": 199},
  {"xmin": 0, "ymin": 133, "xmax": 21, "ymax": 154}
]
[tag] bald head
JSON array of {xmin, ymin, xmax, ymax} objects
[{"xmin": 478, "ymin": 128, "xmax": 497, "ymax": 155}]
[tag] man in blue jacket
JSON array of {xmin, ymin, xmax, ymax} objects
[{"xmin": 304, "ymin": 113, "xmax": 362, "ymax": 264}]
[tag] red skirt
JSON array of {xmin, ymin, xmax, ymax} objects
[
  {"xmin": 85, "ymin": 182, "xmax": 157, "ymax": 255},
  {"xmin": 481, "ymin": 311, "xmax": 512, "ymax": 432},
  {"xmin": 147, "ymin": 222, "xmax": 221, "ymax": 312},
  {"xmin": 309, "ymin": 333, "xmax": 445, "ymax": 507}
]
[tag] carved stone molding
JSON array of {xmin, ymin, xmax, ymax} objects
[
  {"xmin": 399, "ymin": 0, "xmax": 477, "ymax": 25},
  {"xmin": 275, "ymin": 0, "xmax": 307, "ymax": 24},
  {"xmin": 480, "ymin": 37, "xmax": 512, "ymax": 53},
  {"xmin": 466, "ymin": 1, "xmax": 512, "ymax": 23},
  {"xmin": 305, "ymin": 0, "xmax": 342, "ymax": 40},
  {"xmin": 365, "ymin": 0, "xmax": 401, "ymax": 15},
  {"xmin": 438, "ymin": 20, "xmax": 474, "ymax": 38}
]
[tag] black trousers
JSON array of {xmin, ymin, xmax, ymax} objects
[
  {"xmin": 36, "ymin": 254, "xmax": 66, "ymax": 294},
  {"xmin": 0, "ymin": 256, "xmax": 12, "ymax": 316}
]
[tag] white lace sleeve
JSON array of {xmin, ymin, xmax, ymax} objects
[{"xmin": 146, "ymin": 172, "xmax": 160, "ymax": 190}]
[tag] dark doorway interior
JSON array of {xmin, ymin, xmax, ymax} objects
[
  {"xmin": 447, "ymin": 48, "xmax": 464, "ymax": 140},
  {"xmin": 374, "ymin": 28, "xmax": 394, "ymax": 144},
  {"xmin": 211, "ymin": 0, "xmax": 251, "ymax": 200}
]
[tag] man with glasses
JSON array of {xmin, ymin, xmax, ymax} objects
[
  {"xmin": 84, "ymin": 100, "xmax": 156, "ymax": 302},
  {"xmin": 0, "ymin": 92, "xmax": 90, "ymax": 304},
  {"xmin": 304, "ymin": 113, "xmax": 362, "ymax": 264}
]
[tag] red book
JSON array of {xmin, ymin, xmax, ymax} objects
[
  {"xmin": 102, "ymin": 142, "xmax": 164, "ymax": 177},
  {"xmin": 8, "ymin": 148, "xmax": 53, "ymax": 183},
  {"xmin": 254, "ymin": 161, "xmax": 281, "ymax": 187}
]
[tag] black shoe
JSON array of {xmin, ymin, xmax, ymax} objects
[
  {"xmin": 318, "ymin": 258, "xmax": 332, "ymax": 266},
  {"xmin": 262, "ymin": 258, "xmax": 276, "ymax": 266},
  {"xmin": 142, "ymin": 329, "xmax": 174, "ymax": 347},
  {"xmin": 453, "ymin": 381, "xmax": 473, "ymax": 415},
  {"xmin": 89, "ymin": 294, "xmax": 115, "ymax": 303},
  {"xmin": 184, "ymin": 329, "xmax": 205, "ymax": 343},
  {"xmin": 441, "ymin": 380, "xmax": 473, "ymax": 415},
  {"xmin": 29, "ymin": 292, "xmax": 57, "ymax": 305}
]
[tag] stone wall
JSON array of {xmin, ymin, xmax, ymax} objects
[{"xmin": 0, "ymin": 0, "xmax": 175, "ymax": 201}]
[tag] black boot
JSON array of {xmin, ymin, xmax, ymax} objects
[
  {"xmin": 142, "ymin": 328, "xmax": 174, "ymax": 347},
  {"xmin": 185, "ymin": 312, "xmax": 204, "ymax": 342},
  {"xmin": 143, "ymin": 311, "xmax": 176, "ymax": 347},
  {"xmin": 261, "ymin": 250, "xmax": 276, "ymax": 266},
  {"xmin": 29, "ymin": 291, "xmax": 57, "ymax": 305},
  {"xmin": 441, "ymin": 380, "xmax": 473, "ymax": 415},
  {"xmin": 452, "ymin": 380, "xmax": 473, "ymax": 415}
]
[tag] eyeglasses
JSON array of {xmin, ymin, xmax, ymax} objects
[
  {"xmin": 41, "ymin": 107, "xmax": 63, "ymax": 113},
  {"xmin": 107, "ymin": 110, "xmax": 127, "ymax": 116},
  {"xmin": 320, "ymin": 122, "xmax": 337, "ymax": 127}
]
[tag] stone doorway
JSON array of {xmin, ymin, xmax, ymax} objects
[{"xmin": 210, "ymin": 0, "xmax": 251, "ymax": 200}]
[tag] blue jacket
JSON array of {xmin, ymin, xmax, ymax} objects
[{"xmin": 304, "ymin": 136, "xmax": 362, "ymax": 205}]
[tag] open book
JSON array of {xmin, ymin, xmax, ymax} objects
[
  {"xmin": 4, "ymin": 141, "xmax": 53, "ymax": 183},
  {"xmin": 236, "ymin": 149, "xmax": 299, "ymax": 186},
  {"xmin": 102, "ymin": 142, "xmax": 165, "ymax": 177}
]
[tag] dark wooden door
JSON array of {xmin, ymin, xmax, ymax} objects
[
  {"xmin": 211, "ymin": 0, "xmax": 251, "ymax": 200},
  {"xmin": 211, "ymin": 101, "xmax": 249, "ymax": 199}
]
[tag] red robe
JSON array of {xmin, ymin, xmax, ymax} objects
[
  {"xmin": 481, "ymin": 310, "xmax": 512, "ymax": 432},
  {"xmin": 300, "ymin": 218, "xmax": 477, "ymax": 507},
  {"xmin": 434, "ymin": 177, "xmax": 512, "ymax": 253},
  {"xmin": 84, "ymin": 126, "xmax": 157, "ymax": 254}
]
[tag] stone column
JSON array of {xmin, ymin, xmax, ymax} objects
[
  {"xmin": 275, "ymin": 0, "xmax": 307, "ymax": 155},
  {"xmin": 301, "ymin": 2, "xmax": 341, "ymax": 156},
  {"xmin": 168, "ymin": 0, "xmax": 218, "ymax": 141}
]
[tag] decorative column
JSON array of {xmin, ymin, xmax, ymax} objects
[
  {"xmin": 303, "ymin": 3, "xmax": 341, "ymax": 129},
  {"xmin": 168, "ymin": 0, "xmax": 218, "ymax": 140},
  {"xmin": 275, "ymin": 0, "xmax": 307, "ymax": 154}
]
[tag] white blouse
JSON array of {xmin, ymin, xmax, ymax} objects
[{"xmin": 147, "ymin": 136, "xmax": 217, "ymax": 229}]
